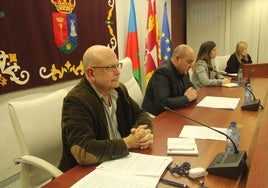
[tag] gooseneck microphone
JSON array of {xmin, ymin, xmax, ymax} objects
[
  {"xmin": 244, "ymin": 68, "xmax": 255, "ymax": 86},
  {"xmin": 164, "ymin": 107, "xmax": 239, "ymax": 153},
  {"xmin": 163, "ymin": 106, "xmax": 248, "ymax": 180},
  {"xmin": 241, "ymin": 68, "xmax": 263, "ymax": 111},
  {"xmin": 241, "ymin": 86, "xmax": 261, "ymax": 110}
]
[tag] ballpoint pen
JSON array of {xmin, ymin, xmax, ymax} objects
[
  {"xmin": 168, "ymin": 148, "xmax": 195, "ymax": 151},
  {"xmin": 160, "ymin": 178, "xmax": 189, "ymax": 188}
]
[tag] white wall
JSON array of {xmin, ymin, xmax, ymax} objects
[
  {"xmin": 0, "ymin": 0, "xmax": 171, "ymax": 186},
  {"xmin": 187, "ymin": 0, "xmax": 268, "ymax": 63}
]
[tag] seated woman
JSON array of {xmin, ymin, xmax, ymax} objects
[
  {"xmin": 225, "ymin": 41, "xmax": 253, "ymax": 73},
  {"xmin": 191, "ymin": 41, "xmax": 230, "ymax": 90}
]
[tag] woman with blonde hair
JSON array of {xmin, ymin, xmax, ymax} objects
[
  {"xmin": 191, "ymin": 41, "xmax": 230, "ymax": 90},
  {"xmin": 225, "ymin": 41, "xmax": 253, "ymax": 73}
]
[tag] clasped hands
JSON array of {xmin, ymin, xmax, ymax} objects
[{"xmin": 123, "ymin": 125, "xmax": 154, "ymax": 150}]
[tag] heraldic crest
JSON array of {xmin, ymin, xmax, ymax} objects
[{"xmin": 51, "ymin": 0, "xmax": 78, "ymax": 53}]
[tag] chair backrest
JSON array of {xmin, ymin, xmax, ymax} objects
[
  {"xmin": 213, "ymin": 55, "xmax": 230, "ymax": 71},
  {"xmin": 119, "ymin": 57, "xmax": 143, "ymax": 107},
  {"xmin": 8, "ymin": 89, "xmax": 67, "ymax": 187}
]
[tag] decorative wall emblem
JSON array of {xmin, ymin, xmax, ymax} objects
[
  {"xmin": 39, "ymin": 60, "xmax": 84, "ymax": 81},
  {"xmin": 106, "ymin": 0, "xmax": 117, "ymax": 50},
  {"xmin": 0, "ymin": 50, "xmax": 29, "ymax": 87},
  {"xmin": 51, "ymin": 0, "xmax": 77, "ymax": 53},
  {"xmin": 0, "ymin": 1, "xmax": 117, "ymax": 94}
]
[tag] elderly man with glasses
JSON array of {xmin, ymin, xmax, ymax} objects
[{"xmin": 59, "ymin": 45, "xmax": 154, "ymax": 172}]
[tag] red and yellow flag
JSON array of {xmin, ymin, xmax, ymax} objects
[
  {"xmin": 145, "ymin": 0, "xmax": 158, "ymax": 84},
  {"xmin": 153, "ymin": 0, "xmax": 162, "ymax": 67}
]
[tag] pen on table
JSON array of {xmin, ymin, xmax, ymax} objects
[
  {"xmin": 160, "ymin": 178, "xmax": 189, "ymax": 188},
  {"xmin": 168, "ymin": 148, "xmax": 195, "ymax": 151}
]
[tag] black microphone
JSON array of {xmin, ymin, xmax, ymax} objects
[
  {"xmin": 163, "ymin": 106, "xmax": 248, "ymax": 180},
  {"xmin": 241, "ymin": 76, "xmax": 262, "ymax": 111},
  {"xmin": 244, "ymin": 68, "xmax": 255, "ymax": 86}
]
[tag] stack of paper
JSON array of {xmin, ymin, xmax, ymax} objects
[
  {"xmin": 196, "ymin": 96, "xmax": 240, "ymax": 109},
  {"xmin": 167, "ymin": 137, "xmax": 198, "ymax": 155},
  {"xmin": 71, "ymin": 152, "xmax": 173, "ymax": 188}
]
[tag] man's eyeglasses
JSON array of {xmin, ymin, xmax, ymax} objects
[{"xmin": 91, "ymin": 63, "xmax": 123, "ymax": 72}]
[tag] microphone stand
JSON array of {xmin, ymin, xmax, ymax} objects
[
  {"xmin": 244, "ymin": 68, "xmax": 255, "ymax": 86},
  {"xmin": 241, "ymin": 71, "xmax": 262, "ymax": 111},
  {"xmin": 164, "ymin": 106, "xmax": 248, "ymax": 179}
]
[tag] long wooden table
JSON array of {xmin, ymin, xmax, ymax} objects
[
  {"xmin": 245, "ymin": 80, "xmax": 268, "ymax": 188},
  {"xmin": 43, "ymin": 78, "xmax": 268, "ymax": 188}
]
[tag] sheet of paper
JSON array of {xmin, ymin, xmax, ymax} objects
[
  {"xmin": 71, "ymin": 152, "xmax": 173, "ymax": 188},
  {"xmin": 179, "ymin": 125, "xmax": 227, "ymax": 141},
  {"xmin": 71, "ymin": 169, "xmax": 158, "ymax": 188},
  {"xmin": 167, "ymin": 137, "xmax": 198, "ymax": 155},
  {"xmin": 96, "ymin": 152, "xmax": 172, "ymax": 177},
  {"xmin": 222, "ymin": 83, "xmax": 239, "ymax": 88},
  {"xmin": 227, "ymin": 73, "xmax": 238, "ymax": 76},
  {"xmin": 196, "ymin": 96, "xmax": 240, "ymax": 109}
]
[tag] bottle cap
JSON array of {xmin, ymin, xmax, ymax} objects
[{"xmin": 230, "ymin": 121, "xmax": 237, "ymax": 127}]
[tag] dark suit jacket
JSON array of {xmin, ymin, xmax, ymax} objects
[{"xmin": 142, "ymin": 62, "xmax": 194, "ymax": 116}]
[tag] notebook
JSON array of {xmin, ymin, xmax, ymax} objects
[
  {"xmin": 167, "ymin": 137, "xmax": 198, "ymax": 155},
  {"xmin": 222, "ymin": 83, "xmax": 239, "ymax": 88}
]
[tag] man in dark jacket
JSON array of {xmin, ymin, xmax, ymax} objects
[
  {"xmin": 59, "ymin": 45, "xmax": 153, "ymax": 172},
  {"xmin": 142, "ymin": 44, "xmax": 198, "ymax": 116}
]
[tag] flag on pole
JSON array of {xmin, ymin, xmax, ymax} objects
[
  {"xmin": 161, "ymin": 1, "xmax": 172, "ymax": 63},
  {"xmin": 126, "ymin": 0, "xmax": 141, "ymax": 86},
  {"xmin": 145, "ymin": 0, "xmax": 158, "ymax": 84},
  {"xmin": 153, "ymin": 0, "xmax": 162, "ymax": 67}
]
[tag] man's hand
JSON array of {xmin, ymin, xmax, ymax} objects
[
  {"xmin": 222, "ymin": 77, "xmax": 231, "ymax": 85},
  {"xmin": 184, "ymin": 87, "xmax": 198, "ymax": 102},
  {"xmin": 123, "ymin": 125, "xmax": 154, "ymax": 149}
]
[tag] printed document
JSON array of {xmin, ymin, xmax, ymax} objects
[{"xmin": 71, "ymin": 152, "xmax": 172, "ymax": 188}]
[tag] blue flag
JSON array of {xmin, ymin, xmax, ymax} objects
[{"xmin": 160, "ymin": 2, "xmax": 172, "ymax": 63}]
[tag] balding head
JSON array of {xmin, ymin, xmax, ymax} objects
[
  {"xmin": 171, "ymin": 44, "xmax": 195, "ymax": 75},
  {"xmin": 82, "ymin": 45, "xmax": 120, "ymax": 93},
  {"xmin": 172, "ymin": 44, "xmax": 194, "ymax": 59},
  {"xmin": 82, "ymin": 45, "xmax": 117, "ymax": 70}
]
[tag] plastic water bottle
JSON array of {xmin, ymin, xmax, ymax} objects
[
  {"xmin": 244, "ymin": 84, "xmax": 253, "ymax": 104},
  {"xmin": 237, "ymin": 69, "xmax": 243, "ymax": 86},
  {"xmin": 226, "ymin": 121, "xmax": 240, "ymax": 152}
]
